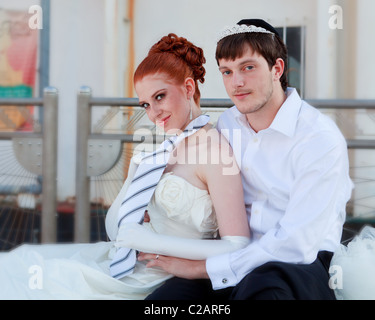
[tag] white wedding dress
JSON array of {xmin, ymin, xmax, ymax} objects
[
  {"xmin": 330, "ymin": 225, "xmax": 375, "ymax": 300},
  {"xmin": 0, "ymin": 173, "xmax": 220, "ymax": 300}
]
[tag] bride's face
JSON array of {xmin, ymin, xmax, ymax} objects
[{"xmin": 135, "ymin": 73, "xmax": 192, "ymax": 134}]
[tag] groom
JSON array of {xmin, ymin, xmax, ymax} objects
[{"xmin": 139, "ymin": 19, "xmax": 353, "ymax": 300}]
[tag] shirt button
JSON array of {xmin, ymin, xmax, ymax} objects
[
  {"xmin": 222, "ymin": 278, "xmax": 228, "ymax": 284},
  {"xmin": 253, "ymin": 138, "xmax": 259, "ymax": 143}
]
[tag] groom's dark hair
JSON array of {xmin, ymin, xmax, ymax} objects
[{"xmin": 216, "ymin": 19, "xmax": 289, "ymax": 91}]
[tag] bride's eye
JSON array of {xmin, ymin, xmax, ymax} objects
[
  {"xmin": 140, "ymin": 102, "xmax": 150, "ymax": 109},
  {"xmin": 156, "ymin": 94, "xmax": 164, "ymax": 101}
]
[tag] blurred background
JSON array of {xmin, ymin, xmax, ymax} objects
[{"xmin": 0, "ymin": 0, "xmax": 374, "ymax": 248}]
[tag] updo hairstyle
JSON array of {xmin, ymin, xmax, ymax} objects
[{"xmin": 134, "ymin": 33, "xmax": 206, "ymax": 104}]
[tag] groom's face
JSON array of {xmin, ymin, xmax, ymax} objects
[{"xmin": 218, "ymin": 45, "xmax": 275, "ymax": 116}]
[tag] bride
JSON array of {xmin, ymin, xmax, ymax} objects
[{"xmin": 0, "ymin": 33, "xmax": 250, "ymax": 300}]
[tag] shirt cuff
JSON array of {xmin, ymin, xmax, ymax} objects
[{"xmin": 206, "ymin": 253, "xmax": 237, "ymax": 290}]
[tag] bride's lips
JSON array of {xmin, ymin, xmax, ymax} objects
[{"xmin": 156, "ymin": 115, "xmax": 171, "ymax": 126}]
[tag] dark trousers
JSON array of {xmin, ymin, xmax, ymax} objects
[{"xmin": 145, "ymin": 251, "xmax": 336, "ymax": 300}]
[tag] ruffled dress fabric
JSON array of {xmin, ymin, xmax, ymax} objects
[
  {"xmin": 330, "ymin": 225, "xmax": 375, "ymax": 300},
  {"xmin": 0, "ymin": 173, "xmax": 217, "ymax": 300}
]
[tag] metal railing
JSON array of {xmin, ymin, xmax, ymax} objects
[
  {"xmin": 0, "ymin": 87, "xmax": 58, "ymax": 243},
  {"xmin": 75, "ymin": 86, "xmax": 375, "ymax": 242}
]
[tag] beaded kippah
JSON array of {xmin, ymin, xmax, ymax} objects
[{"xmin": 217, "ymin": 24, "xmax": 274, "ymax": 43}]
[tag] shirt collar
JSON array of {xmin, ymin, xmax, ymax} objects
[
  {"xmin": 268, "ymin": 88, "xmax": 302, "ymax": 137},
  {"xmin": 234, "ymin": 109, "xmax": 252, "ymax": 129},
  {"xmin": 233, "ymin": 88, "xmax": 302, "ymax": 137}
]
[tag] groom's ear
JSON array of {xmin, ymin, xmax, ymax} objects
[
  {"xmin": 184, "ymin": 77, "xmax": 196, "ymax": 99},
  {"xmin": 272, "ymin": 58, "xmax": 285, "ymax": 82}
]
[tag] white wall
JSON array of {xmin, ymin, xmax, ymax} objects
[
  {"xmin": 49, "ymin": 0, "xmax": 107, "ymax": 200},
  {"xmin": 0, "ymin": 0, "xmax": 37, "ymax": 11},
  {"xmin": 355, "ymin": 0, "xmax": 375, "ymax": 99}
]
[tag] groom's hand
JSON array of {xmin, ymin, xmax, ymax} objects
[{"xmin": 137, "ymin": 253, "xmax": 209, "ymax": 280}]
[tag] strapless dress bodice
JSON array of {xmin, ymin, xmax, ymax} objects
[{"xmin": 147, "ymin": 173, "xmax": 218, "ymax": 240}]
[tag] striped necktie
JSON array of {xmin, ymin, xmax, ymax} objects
[{"xmin": 110, "ymin": 115, "xmax": 210, "ymax": 279}]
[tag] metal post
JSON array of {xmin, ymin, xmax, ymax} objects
[
  {"xmin": 39, "ymin": 0, "xmax": 50, "ymax": 99},
  {"xmin": 41, "ymin": 87, "xmax": 58, "ymax": 243},
  {"xmin": 75, "ymin": 86, "xmax": 92, "ymax": 242}
]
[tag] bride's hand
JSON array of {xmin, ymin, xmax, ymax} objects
[
  {"xmin": 137, "ymin": 253, "xmax": 209, "ymax": 280},
  {"xmin": 116, "ymin": 211, "xmax": 151, "ymax": 248},
  {"xmin": 116, "ymin": 222, "xmax": 148, "ymax": 248}
]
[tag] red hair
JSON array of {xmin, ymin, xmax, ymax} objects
[{"xmin": 134, "ymin": 33, "xmax": 206, "ymax": 104}]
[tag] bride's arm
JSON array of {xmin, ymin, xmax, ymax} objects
[
  {"xmin": 202, "ymin": 131, "xmax": 250, "ymax": 239},
  {"xmin": 105, "ymin": 155, "xmax": 140, "ymax": 240},
  {"xmin": 116, "ymin": 222, "xmax": 250, "ymax": 260}
]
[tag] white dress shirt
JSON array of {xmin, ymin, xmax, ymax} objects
[{"xmin": 206, "ymin": 88, "xmax": 353, "ymax": 290}]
